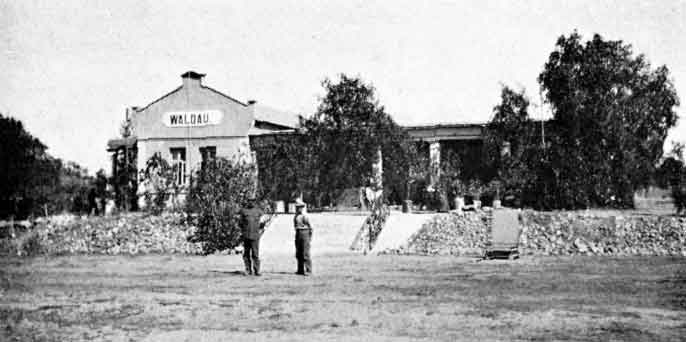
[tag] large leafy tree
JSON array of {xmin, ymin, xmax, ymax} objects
[
  {"xmin": 483, "ymin": 86, "xmax": 545, "ymax": 207},
  {"xmin": 301, "ymin": 74, "xmax": 412, "ymax": 206},
  {"xmin": 0, "ymin": 114, "xmax": 57, "ymax": 218},
  {"xmin": 0, "ymin": 114, "xmax": 96, "ymax": 218},
  {"xmin": 538, "ymin": 32, "xmax": 679, "ymax": 208}
]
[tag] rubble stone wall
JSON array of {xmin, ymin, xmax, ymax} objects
[
  {"xmin": 396, "ymin": 211, "xmax": 686, "ymax": 257},
  {"xmin": 4, "ymin": 210, "xmax": 685, "ymax": 257},
  {"xmin": 1, "ymin": 213, "xmax": 202, "ymax": 256}
]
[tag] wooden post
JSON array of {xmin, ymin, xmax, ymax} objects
[
  {"xmin": 124, "ymin": 145, "xmax": 130, "ymax": 212},
  {"xmin": 9, "ymin": 215, "xmax": 15, "ymax": 239},
  {"xmin": 429, "ymin": 141, "xmax": 441, "ymax": 190}
]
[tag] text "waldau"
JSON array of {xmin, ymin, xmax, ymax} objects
[{"xmin": 163, "ymin": 110, "xmax": 223, "ymax": 127}]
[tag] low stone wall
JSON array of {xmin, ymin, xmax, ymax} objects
[
  {"xmin": 394, "ymin": 210, "xmax": 686, "ymax": 257},
  {"xmin": 395, "ymin": 212, "xmax": 491, "ymax": 256},
  {"xmin": 4, "ymin": 210, "xmax": 685, "ymax": 257},
  {"xmin": 1, "ymin": 213, "xmax": 202, "ymax": 256},
  {"xmin": 521, "ymin": 211, "xmax": 686, "ymax": 256}
]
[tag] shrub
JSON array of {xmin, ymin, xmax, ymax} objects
[
  {"xmin": 673, "ymin": 175, "xmax": 686, "ymax": 215},
  {"xmin": 364, "ymin": 191, "xmax": 389, "ymax": 248},
  {"xmin": 139, "ymin": 154, "xmax": 179, "ymax": 214},
  {"xmin": 657, "ymin": 143, "xmax": 686, "ymax": 215},
  {"xmin": 185, "ymin": 156, "xmax": 262, "ymax": 254}
]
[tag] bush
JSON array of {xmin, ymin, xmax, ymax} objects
[
  {"xmin": 657, "ymin": 143, "xmax": 686, "ymax": 215},
  {"xmin": 185, "ymin": 156, "xmax": 261, "ymax": 254},
  {"xmin": 673, "ymin": 177, "xmax": 686, "ymax": 215},
  {"xmin": 139, "ymin": 154, "xmax": 180, "ymax": 214}
]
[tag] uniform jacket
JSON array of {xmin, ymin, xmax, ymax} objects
[
  {"xmin": 293, "ymin": 213, "xmax": 312, "ymax": 230},
  {"xmin": 240, "ymin": 207, "xmax": 264, "ymax": 240}
]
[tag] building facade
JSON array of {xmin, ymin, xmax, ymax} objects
[{"xmin": 107, "ymin": 71, "xmax": 297, "ymax": 206}]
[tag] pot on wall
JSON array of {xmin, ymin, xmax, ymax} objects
[
  {"xmin": 274, "ymin": 200, "xmax": 285, "ymax": 213},
  {"xmin": 492, "ymin": 199, "xmax": 502, "ymax": 209},
  {"xmin": 473, "ymin": 199, "xmax": 482, "ymax": 210},
  {"xmin": 454, "ymin": 196, "xmax": 465, "ymax": 212},
  {"xmin": 402, "ymin": 200, "xmax": 412, "ymax": 213}
]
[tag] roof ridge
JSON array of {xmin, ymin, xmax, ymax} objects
[
  {"xmin": 202, "ymin": 85, "xmax": 247, "ymax": 106},
  {"xmin": 135, "ymin": 86, "xmax": 183, "ymax": 112}
]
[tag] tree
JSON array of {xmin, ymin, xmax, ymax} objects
[
  {"xmin": 301, "ymin": 74, "xmax": 412, "ymax": 206},
  {"xmin": 538, "ymin": 32, "xmax": 679, "ymax": 208},
  {"xmin": 655, "ymin": 142, "xmax": 684, "ymax": 188},
  {"xmin": 404, "ymin": 142, "xmax": 430, "ymax": 203},
  {"xmin": 483, "ymin": 86, "xmax": 549, "ymax": 208},
  {"xmin": 111, "ymin": 147, "xmax": 138, "ymax": 212},
  {"xmin": 0, "ymin": 114, "xmax": 62, "ymax": 218},
  {"xmin": 657, "ymin": 142, "xmax": 686, "ymax": 214},
  {"xmin": 0, "ymin": 114, "xmax": 98, "ymax": 218}
]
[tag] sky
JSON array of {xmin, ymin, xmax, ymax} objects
[{"xmin": 1, "ymin": 0, "xmax": 685, "ymax": 174}]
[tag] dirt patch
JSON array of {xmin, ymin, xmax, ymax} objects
[{"xmin": 1, "ymin": 254, "xmax": 685, "ymax": 341}]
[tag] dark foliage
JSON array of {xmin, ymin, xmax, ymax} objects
[
  {"xmin": 486, "ymin": 32, "xmax": 681, "ymax": 210},
  {"xmin": 186, "ymin": 156, "xmax": 263, "ymax": 254},
  {"xmin": 483, "ymin": 86, "xmax": 550, "ymax": 208},
  {"xmin": 0, "ymin": 114, "xmax": 99, "ymax": 219},
  {"xmin": 301, "ymin": 74, "xmax": 414, "ymax": 207},
  {"xmin": 657, "ymin": 142, "xmax": 686, "ymax": 214},
  {"xmin": 252, "ymin": 131, "xmax": 318, "ymax": 204},
  {"xmin": 139, "ymin": 153, "xmax": 180, "ymax": 215},
  {"xmin": 536, "ymin": 31, "xmax": 679, "ymax": 209},
  {"xmin": 111, "ymin": 147, "xmax": 138, "ymax": 212},
  {"xmin": 254, "ymin": 74, "xmax": 415, "ymax": 208}
]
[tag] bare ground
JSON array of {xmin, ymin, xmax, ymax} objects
[{"xmin": 1, "ymin": 253, "xmax": 685, "ymax": 341}]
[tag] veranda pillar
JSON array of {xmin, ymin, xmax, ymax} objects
[{"xmin": 429, "ymin": 141, "xmax": 441, "ymax": 189}]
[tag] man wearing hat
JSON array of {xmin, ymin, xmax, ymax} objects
[
  {"xmin": 240, "ymin": 197, "xmax": 265, "ymax": 276},
  {"xmin": 293, "ymin": 198, "xmax": 313, "ymax": 275}
]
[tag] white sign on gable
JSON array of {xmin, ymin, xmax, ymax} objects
[{"xmin": 163, "ymin": 110, "xmax": 223, "ymax": 127}]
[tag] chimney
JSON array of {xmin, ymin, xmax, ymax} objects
[
  {"xmin": 125, "ymin": 106, "xmax": 138, "ymax": 120},
  {"xmin": 181, "ymin": 71, "xmax": 205, "ymax": 88},
  {"xmin": 247, "ymin": 99, "xmax": 257, "ymax": 114}
]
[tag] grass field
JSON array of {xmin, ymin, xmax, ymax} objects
[{"xmin": 1, "ymin": 253, "xmax": 685, "ymax": 341}]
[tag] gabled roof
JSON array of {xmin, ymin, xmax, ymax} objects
[
  {"xmin": 129, "ymin": 72, "xmax": 298, "ymax": 129},
  {"xmin": 134, "ymin": 85, "xmax": 248, "ymax": 113}
]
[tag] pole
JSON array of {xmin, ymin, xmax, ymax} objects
[
  {"xmin": 539, "ymin": 89, "xmax": 546, "ymax": 148},
  {"xmin": 124, "ymin": 145, "xmax": 130, "ymax": 211}
]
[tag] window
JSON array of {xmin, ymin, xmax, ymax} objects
[
  {"xmin": 170, "ymin": 148, "xmax": 187, "ymax": 186},
  {"xmin": 200, "ymin": 146, "xmax": 216, "ymax": 163},
  {"xmin": 199, "ymin": 146, "xmax": 217, "ymax": 172}
]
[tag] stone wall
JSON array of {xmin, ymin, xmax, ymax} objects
[
  {"xmin": 1, "ymin": 213, "xmax": 202, "ymax": 256},
  {"xmin": 395, "ymin": 210, "xmax": 686, "ymax": 257}
]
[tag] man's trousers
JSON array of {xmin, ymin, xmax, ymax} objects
[
  {"xmin": 295, "ymin": 229, "xmax": 312, "ymax": 274},
  {"xmin": 242, "ymin": 238, "xmax": 260, "ymax": 275}
]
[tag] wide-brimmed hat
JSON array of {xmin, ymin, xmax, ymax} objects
[{"xmin": 294, "ymin": 198, "xmax": 307, "ymax": 207}]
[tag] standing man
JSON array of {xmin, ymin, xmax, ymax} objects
[
  {"xmin": 293, "ymin": 199, "xmax": 313, "ymax": 276},
  {"xmin": 240, "ymin": 197, "xmax": 265, "ymax": 276},
  {"xmin": 87, "ymin": 188, "xmax": 98, "ymax": 215}
]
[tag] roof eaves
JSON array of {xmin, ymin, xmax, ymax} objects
[
  {"xmin": 254, "ymin": 120, "xmax": 295, "ymax": 130},
  {"xmin": 402, "ymin": 122, "xmax": 487, "ymax": 130}
]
